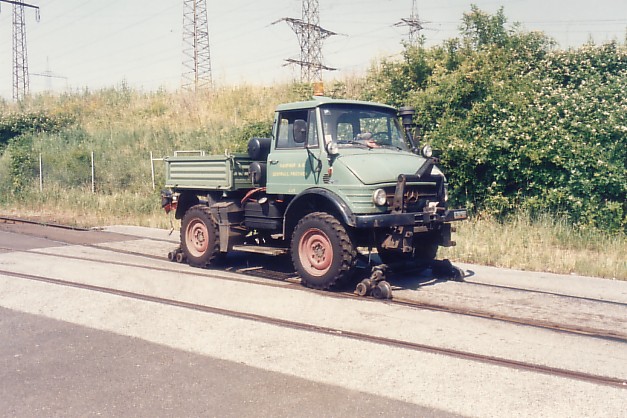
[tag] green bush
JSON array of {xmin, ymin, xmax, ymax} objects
[
  {"xmin": 0, "ymin": 111, "xmax": 75, "ymax": 147},
  {"xmin": 232, "ymin": 120, "xmax": 273, "ymax": 152},
  {"xmin": 5, "ymin": 135, "xmax": 36, "ymax": 195},
  {"xmin": 362, "ymin": 6, "xmax": 626, "ymax": 233}
]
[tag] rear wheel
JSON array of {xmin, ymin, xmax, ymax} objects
[
  {"xmin": 181, "ymin": 204, "xmax": 220, "ymax": 267},
  {"xmin": 291, "ymin": 212, "xmax": 356, "ymax": 290}
]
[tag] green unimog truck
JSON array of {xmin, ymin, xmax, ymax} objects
[{"xmin": 161, "ymin": 96, "xmax": 467, "ymax": 294}]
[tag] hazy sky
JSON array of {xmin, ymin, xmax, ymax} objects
[{"xmin": 0, "ymin": 0, "xmax": 625, "ymax": 99}]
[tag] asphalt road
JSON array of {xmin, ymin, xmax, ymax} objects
[
  {"xmin": 2, "ymin": 307, "xmax": 452, "ymax": 418},
  {"xmin": 0, "ymin": 223, "xmax": 625, "ymax": 417}
]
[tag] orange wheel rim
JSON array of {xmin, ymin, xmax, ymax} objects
[
  {"xmin": 299, "ymin": 228, "xmax": 333, "ymax": 277},
  {"xmin": 186, "ymin": 219, "xmax": 209, "ymax": 257}
]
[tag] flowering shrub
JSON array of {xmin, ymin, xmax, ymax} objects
[
  {"xmin": 363, "ymin": 7, "xmax": 626, "ymax": 233},
  {"xmin": 0, "ymin": 111, "xmax": 75, "ymax": 147}
]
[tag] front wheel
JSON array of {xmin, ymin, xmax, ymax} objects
[{"xmin": 291, "ymin": 212, "xmax": 356, "ymax": 290}]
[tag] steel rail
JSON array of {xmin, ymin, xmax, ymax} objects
[
  {"xmin": 0, "ymin": 215, "xmax": 89, "ymax": 231},
  {"xmin": 388, "ymin": 295, "xmax": 627, "ymax": 343},
  {"xmin": 461, "ymin": 279, "xmax": 627, "ymax": 308},
  {"xmin": 3, "ymin": 214, "xmax": 624, "ymax": 304}
]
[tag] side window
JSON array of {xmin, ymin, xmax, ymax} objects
[
  {"xmin": 277, "ymin": 118, "xmax": 290, "ymax": 148},
  {"xmin": 276, "ymin": 110, "xmax": 308, "ymax": 149}
]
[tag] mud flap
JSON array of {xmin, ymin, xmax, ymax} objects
[{"xmin": 210, "ymin": 202, "xmax": 245, "ymax": 252}]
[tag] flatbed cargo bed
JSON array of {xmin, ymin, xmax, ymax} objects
[{"xmin": 165, "ymin": 153, "xmax": 253, "ymax": 191}]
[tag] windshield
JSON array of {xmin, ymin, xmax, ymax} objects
[{"xmin": 320, "ymin": 104, "xmax": 408, "ymax": 150}]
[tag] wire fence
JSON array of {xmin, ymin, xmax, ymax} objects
[{"xmin": 33, "ymin": 151, "xmax": 168, "ymax": 193}]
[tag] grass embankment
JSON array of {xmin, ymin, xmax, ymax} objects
[
  {"xmin": 0, "ymin": 85, "xmax": 625, "ymax": 280},
  {"xmin": 440, "ymin": 214, "xmax": 627, "ymax": 280}
]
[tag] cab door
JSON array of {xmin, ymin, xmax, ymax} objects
[{"xmin": 266, "ymin": 108, "xmax": 325, "ymax": 195}]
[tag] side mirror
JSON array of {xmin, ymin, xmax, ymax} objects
[
  {"xmin": 293, "ymin": 119, "xmax": 307, "ymax": 144},
  {"xmin": 398, "ymin": 106, "xmax": 419, "ymax": 153}
]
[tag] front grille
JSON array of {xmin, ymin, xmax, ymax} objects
[{"xmin": 386, "ymin": 184, "xmax": 440, "ymax": 212}]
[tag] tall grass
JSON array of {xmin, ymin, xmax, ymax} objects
[
  {"xmin": 440, "ymin": 212, "xmax": 627, "ymax": 280},
  {"xmin": 1, "ymin": 185, "xmax": 168, "ymax": 229}
]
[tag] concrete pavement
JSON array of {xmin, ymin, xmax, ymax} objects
[{"xmin": 0, "ymin": 225, "xmax": 625, "ymax": 417}]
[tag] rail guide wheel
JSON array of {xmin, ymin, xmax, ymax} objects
[
  {"xmin": 371, "ymin": 280, "xmax": 392, "ymax": 299},
  {"xmin": 168, "ymin": 249, "xmax": 177, "ymax": 262},
  {"xmin": 167, "ymin": 247, "xmax": 187, "ymax": 263},
  {"xmin": 355, "ymin": 265, "xmax": 392, "ymax": 299}
]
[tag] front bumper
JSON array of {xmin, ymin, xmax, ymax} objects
[{"xmin": 353, "ymin": 208, "xmax": 468, "ymax": 229}]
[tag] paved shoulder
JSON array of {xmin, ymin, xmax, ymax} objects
[{"xmin": 0, "ymin": 307, "xmax": 457, "ymax": 418}]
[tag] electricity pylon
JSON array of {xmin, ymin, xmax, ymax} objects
[
  {"xmin": 395, "ymin": 0, "xmax": 425, "ymax": 45},
  {"xmin": 1, "ymin": 0, "xmax": 40, "ymax": 101},
  {"xmin": 274, "ymin": 0, "xmax": 337, "ymax": 83},
  {"xmin": 182, "ymin": 0, "xmax": 212, "ymax": 90},
  {"xmin": 31, "ymin": 58, "xmax": 67, "ymax": 91}
]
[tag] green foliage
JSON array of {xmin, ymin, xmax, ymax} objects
[
  {"xmin": 291, "ymin": 83, "xmax": 315, "ymax": 100},
  {"xmin": 233, "ymin": 120, "xmax": 273, "ymax": 152},
  {"xmin": 5, "ymin": 135, "xmax": 36, "ymax": 195},
  {"xmin": 460, "ymin": 5, "xmax": 509, "ymax": 49},
  {"xmin": 363, "ymin": 43, "xmax": 434, "ymax": 107},
  {"xmin": 362, "ymin": 7, "xmax": 626, "ymax": 233},
  {"xmin": 0, "ymin": 111, "xmax": 75, "ymax": 147}
]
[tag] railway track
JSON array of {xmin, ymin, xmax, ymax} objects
[
  {"xmin": 461, "ymin": 279, "xmax": 627, "ymax": 308},
  {"xmin": 2, "ymin": 241, "xmax": 625, "ymax": 344},
  {"xmin": 1, "ymin": 267, "xmax": 625, "ymax": 389},
  {"xmin": 2, "ymin": 216, "xmax": 626, "ymax": 381},
  {"xmin": 1, "ymin": 213, "xmax": 626, "ymax": 344},
  {"xmin": 0, "ymin": 215, "xmax": 89, "ymax": 231}
]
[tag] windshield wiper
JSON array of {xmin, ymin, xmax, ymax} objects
[
  {"xmin": 337, "ymin": 140, "xmax": 370, "ymax": 148},
  {"xmin": 379, "ymin": 144, "xmax": 405, "ymax": 151}
]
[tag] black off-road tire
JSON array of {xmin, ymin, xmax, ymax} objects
[
  {"xmin": 291, "ymin": 212, "xmax": 357, "ymax": 290},
  {"xmin": 180, "ymin": 204, "xmax": 221, "ymax": 267}
]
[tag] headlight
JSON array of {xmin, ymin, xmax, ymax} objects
[
  {"xmin": 326, "ymin": 141, "xmax": 339, "ymax": 156},
  {"xmin": 421, "ymin": 144, "xmax": 433, "ymax": 158},
  {"xmin": 373, "ymin": 188, "xmax": 387, "ymax": 206}
]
